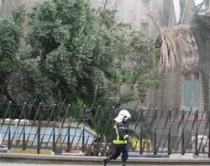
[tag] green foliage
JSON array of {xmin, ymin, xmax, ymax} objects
[
  {"xmin": 18, "ymin": 59, "xmax": 53, "ymax": 102},
  {"xmin": 25, "ymin": 0, "xmax": 128, "ymax": 104},
  {"xmin": 11, "ymin": 5, "xmax": 26, "ymax": 26},
  {"xmin": 0, "ymin": 1, "xmax": 163, "ymax": 141},
  {"xmin": 0, "ymin": 6, "xmax": 24, "ymax": 103},
  {"xmin": 122, "ymin": 33, "xmax": 165, "ymax": 97},
  {"xmin": 0, "ymin": 17, "xmax": 21, "ymax": 60},
  {"xmin": 0, "ymin": 0, "xmax": 164, "ymax": 111}
]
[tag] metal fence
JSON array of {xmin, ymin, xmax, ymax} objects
[{"xmin": 0, "ymin": 102, "xmax": 209, "ymax": 157}]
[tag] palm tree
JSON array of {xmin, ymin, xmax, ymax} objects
[{"xmin": 147, "ymin": 12, "xmax": 199, "ymax": 74}]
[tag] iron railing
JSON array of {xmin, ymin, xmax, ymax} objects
[{"xmin": 0, "ymin": 102, "xmax": 209, "ymax": 157}]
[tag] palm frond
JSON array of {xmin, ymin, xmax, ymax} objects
[{"xmin": 148, "ymin": 12, "xmax": 199, "ymax": 73}]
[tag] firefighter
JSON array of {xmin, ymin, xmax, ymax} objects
[{"xmin": 103, "ymin": 109, "xmax": 131, "ymax": 166}]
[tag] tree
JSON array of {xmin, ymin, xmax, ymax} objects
[
  {"xmin": 0, "ymin": 0, "xmax": 162, "ymax": 113},
  {"xmin": 148, "ymin": 12, "xmax": 198, "ymax": 74},
  {"xmin": 25, "ymin": 0, "xmax": 128, "ymax": 105}
]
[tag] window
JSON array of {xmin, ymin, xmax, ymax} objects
[
  {"xmin": 142, "ymin": 1, "xmax": 149, "ymax": 15},
  {"xmin": 141, "ymin": 98, "xmax": 144, "ymax": 104},
  {"xmin": 141, "ymin": 23, "xmax": 149, "ymax": 39},
  {"xmin": 0, "ymin": 0, "xmax": 13, "ymax": 15},
  {"xmin": 206, "ymin": 0, "xmax": 210, "ymax": 7},
  {"xmin": 128, "ymin": 8, "xmax": 137, "ymax": 22},
  {"xmin": 180, "ymin": 0, "xmax": 187, "ymax": 21},
  {"xmin": 4, "ymin": 0, "xmax": 12, "ymax": 15},
  {"xmin": 184, "ymin": 74, "xmax": 199, "ymax": 108},
  {"xmin": 163, "ymin": 0, "xmax": 171, "ymax": 25},
  {"xmin": 194, "ymin": 74, "xmax": 199, "ymax": 108},
  {"xmin": 184, "ymin": 75, "xmax": 191, "ymax": 107},
  {"xmin": 0, "ymin": 0, "xmax": 4, "ymax": 14}
]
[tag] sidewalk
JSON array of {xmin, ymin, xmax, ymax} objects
[{"xmin": 0, "ymin": 153, "xmax": 210, "ymax": 166}]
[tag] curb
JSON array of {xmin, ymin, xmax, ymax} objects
[{"xmin": 0, "ymin": 153, "xmax": 210, "ymax": 164}]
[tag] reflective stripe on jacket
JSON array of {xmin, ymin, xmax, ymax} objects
[{"xmin": 112, "ymin": 122, "xmax": 129, "ymax": 144}]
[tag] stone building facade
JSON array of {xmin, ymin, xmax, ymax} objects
[
  {"xmin": 93, "ymin": 0, "xmax": 164, "ymax": 38},
  {"xmin": 148, "ymin": 0, "xmax": 205, "ymax": 111}
]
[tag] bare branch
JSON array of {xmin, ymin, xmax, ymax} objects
[
  {"xmin": 103, "ymin": 0, "xmax": 108, "ymax": 10},
  {"xmin": 113, "ymin": 0, "xmax": 120, "ymax": 11}
]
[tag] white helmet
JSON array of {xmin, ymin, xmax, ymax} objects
[{"xmin": 114, "ymin": 110, "xmax": 131, "ymax": 123}]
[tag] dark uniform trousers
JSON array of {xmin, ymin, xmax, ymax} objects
[{"xmin": 109, "ymin": 144, "xmax": 128, "ymax": 162}]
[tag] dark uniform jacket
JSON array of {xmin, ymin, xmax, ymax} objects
[{"xmin": 112, "ymin": 122, "xmax": 129, "ymax": 145}]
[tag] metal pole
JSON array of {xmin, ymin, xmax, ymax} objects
[
  {"xmin": 208, "ymin": 111, "xmax": 210, "ymax": 158},
  {"xmin": 153, "ymin": 108, "xmax": 157, "ymax": 155},
  {"xmin": 181, "ymin": 110, "xmax": 185, "ymax": 155},
  {"xmin": 52, "ymin": 105, "xmax": 56, "ymax": 153},
  {"xmin": 195, "ymin": 110, "xmax": 198, "ymax": 155},
  {"xmin": 67, "ymin": 104, "xmax": 71, "ymax": 152},
  {"xmin": 82, "ymin": 105, "xmax": 86, "ymax": 153},
  {"xmin": 23, "ymin": 102, "xmax": 26, "ymax": 151},
  {"xmin": 168, "ymin": 109, "xmax": 171, "ymax": 155},
  {"xmin": 37, "ymin": 103, "xmax": 42, "ymax": 154},
  {"xmin": 7, "ymin": 102, "xmax": 11, "ymax": 150},
  {"xmin": 140, "ymin": 110, "xmax": 143, "ymax": 155}
]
